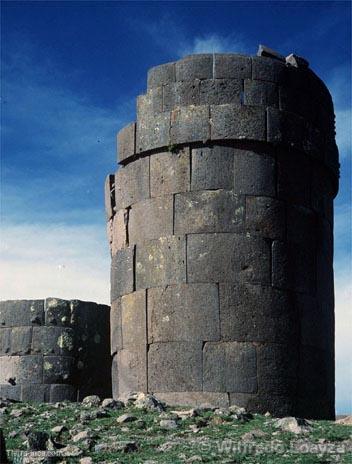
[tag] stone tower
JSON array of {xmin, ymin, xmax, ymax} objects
[{"xmin": 106, "ymin": 49, "xmax": 339, "ymax": 419}]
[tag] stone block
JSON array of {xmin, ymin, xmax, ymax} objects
[
  {"xmin": 50, "ymin": 384, "xmax": 76, "ymax": 402},
  {"xmin": 21, "ymin": 385, "xmax": 50, "ymax": 402},
  {"xmin": 0, "ymin": 356, "xmax": 20, "ymax": 383},
  {"xmin": 229, "ymin": 393, "xmax": 296, "ymax": 417},
  {"xmin": 128, "ymin": 196, "xmax": 173, "ymax": 245},
  {"xmin": 32, "ymin": 327, "xmax": 74, "ymax": 356},
  {"xmin": 244, "ymin": 79, "xmax": 279, "ymax": 107},
  {"xmin": 104, "ymin": 174, "xmax": 115, "ymax": 220},
  {"xmin": 214, "ymin": 54, "xmax": 251, "ymax": 79},
  {"xmin": 257, "ymin": 344, "xmax": 298, "ymax": 395},
  {"xmin": 44, "ymin": 298, "xmax": 71, "ymax": 327},
  {"xmin": 219, "ymin": 283, "xmax": 297, "ymax": 343},
  {"xmin": 174, "ymin": 190, "xmax": 244, "ymax": 234},
  {"xmin": 277, "ymin": 150, "xmax": 311, "ymax": 207},
  {"xmin": 116, "ymin": 346, "xmax": 147, "ymax": 395},
  {"xmin": 110, "ymin": 209, "xmax": 128, "ymax": 255},
  {"xmin": 245, "ymin": 196, "xmax": 285, "ymax": 239},
  {"xmin": 272, "ymin": 240, "xmax": 316, "ymax": 294},
  {"xmin": 187, "ymin": 233, "xmax": 271, "ymax": 285},
  {"xmin": 150, "ymin": 148, "xmax": 190, "ymax": 197},
  {"xmin": 121, "ymin": 290, "xmax": 146, "ymax": 347},
  {"xmin": 111, "ymin": 246, "xmax": 135, "ymax": 300},
  {"xmin": 16, "ymin": 356, "xmax": 43, "ymax": 384},
  {"xmin": 136, "ymin": 236, "xmax": 186, "ymax": 290},
  {"xmin": 175, "ymin": 54, "xmax": 213, "ymax": 81},
  {"xmin": 154, "ymin": 392, "xmax": 229, "ymax": 408},
  {"xmin": 136, "ymin": 111, "xmax": 170, "ymax": 153},
  {"xmin": 200, "ymin": 79, "xmax": 242, "ymax": 105},
  {"xmin": 10, "ymin": 327, "xmax": 32, "ymax": 355},
  {"xmin": 267, "ymin": 107, "xmax": 306, "ymax": 151},
  {"xmin": 137, "ymin": 87, "xmax": 163, "ymax": 118},
  {"xmin": 286, "ymin": 205, "xmax": 317, "ymax": 246},
  {"xmin": 233, "ymin": 150, "xmax": 275, "ymax": 196},
  {"xmin": 147, "ymin": 62, "xmax": 176, "ymax": 89},
  {"xmin": 203, "ymin": 342, "xmax": 257, "ymax": 393},
  {"xmin": 115, "ymin": 157, "xmax": 150, "ymax": 210},
  {"xmin": 0, "ymin": 328, "xmax": 11, "ymax": 355},
  {"xmin": 117, "ymin": 122, "xmax": 136, "ymax": 163},
  {"xmin": 257, "ymin": 45, "xmax": 285, "ymax": 62},
  {"xmin": 170, "ymin": 105, "xmax": 210, "ymax": 145},
  {"xmin": 163, "ymin": 81, "xmax": 200, "ymax": 110},
  {"xmin": 110, "ymin": 299, "xmax": 122, "ymax": 356},
  {"xmin": 210, "ymin": 104, "xmax": 266, "ymax": 141},
  {"xmin": 111, "ymin": 354, "xmax": 119, "ymax": 399},
  {"xmin": 252, "ymin": 56, "xmax": 287, "ymax": 83},
  {"xmin": 0, "ymin": 300, "xmax": 44, "ymax": 327},
  {"xmin": 43, "ymin": 356, "xmax": 74, "ymax": 384},
  {"xmin": 148, "ymin": 283, "xmax": 220, "ymax": 342},
  {"xmin": 298, "ymin": 346, "xmax": 329, "ymax": 397},
  {"xmin": 148, "ymin": 342, "xmax": 203, "ymax": 391},
  {"xmin": 191, "ymin": 145, "xmax": 234, "ymax": 191},
  {"xmin": 0, "ymin": 384, "xmax": 21, "ymax": 401},
  {"xmin": 310, "ymin": 164, "xmax": 334, "ymax": 223}
]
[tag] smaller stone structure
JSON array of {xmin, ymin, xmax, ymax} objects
[{"xmin": 0, "ymin": 298, "xmax": 111, "ymax": 402}]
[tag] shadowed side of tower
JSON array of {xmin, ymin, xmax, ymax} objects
[{"xmin": 106, "ymin": 50, "xmax": 339, "ymax": 419}]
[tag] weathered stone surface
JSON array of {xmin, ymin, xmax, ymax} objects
[
  {"xmin": 229, "ymin": 393, "xmax": 296, "ymax": 417},
  {"xmin": 233, "ymin": 150, "xmax": 275, "ymax": 196},
  {"xmin": 43, "ymin": 356, "xmax": 74, "ymax": 384},
  {"xmin": 286, "ymin": 53, "xmax": 309, "ymax": 68},
  {"xmin": 252, "ymin": 56, "xmax": 287, "ymax": 83},
  {"xmin": 148, "ymin": 342, "xmax": 203, "ymax": 391},
  {"xmin": 170, "ymin": 106, "xmax": 210, "ymax": 145},
  {"xmin": 110, "ymin": 299, "xmax": 122, "ymax": 356},
  {"xmin": 175, "ymin": 54, "xmax": 213, "ymax": 81},
  {"xmin": 128, "ymin": 196, "xmax": 173, "ymax": 245},
  {"xmin": 257, "ymin": 44, "xmax": 285, "ymax": 62},
  {"xmin": 200, "ymin": 79, "xmax": 242, "ymax": 105},
  {"xmin": 211, "ymin": 104, "xmax": 266, "ymax": 141},
  {"xmin": 136, "ymin": 112, "xmax": 170, "ymax": 152},
  {"xmin": 10, "ymin": 327, "xmax": 32, "ymax": 355},
  {"xmin": 286, "ymin": 204, "xmax": 317, "ymax": 246},
  {"xmin": 203, "ymin": 342, "xmax": 257, "ymax": 393},
  {"xmin": 147, "ymin": 62, "xmax": 176, "ymax": 89},
  {"xmin": 136, "ymin": 236, "xmax": 186, "ymax": 289},
  {"xmin": 121, "ymin": 290, "xmax": 146, "ymax": 347},
  {"xmin": 45, "ymin": 298, "xmax": 71, "ymax": 327},
  {"xmin": 191, "ymin": 146, "xmax": 234, "ymax": 191},
  {"xmin": 245, "ymin": 196, "xmax": 285, "ymax": 239},
  {"xmin": 50, "ymin": 384, "xmax": 76, "ymax": 402},
  {"xmin": 117, "ymin": 122, "xmax": 136, "ymax": 164},
  {"xmin": 32, "ymin": 327, "xmax": 74, "ymax": 356},
  {"xmin": 298, "ymin": 346, "xmax": 330, "ymax": 397},
  {"xmin": 115, "ymin": 157, "xmax": 150, "ymax": 210},
  {"xmin": 257, "ymin": 344, "xmax": 298, "ymax": 395},
  {"xmin": 244, "ymin": 79, "xmax": 278, "ymax": 107},
  {"xmin": 110, "ymin": 209, "xmax": 128, "ymax": 255},
  {"xmin": 148, "ymin": 283, "xmax": 220, "ymax": 342},
  {"xmin": 174, "ymin": 190, "xmax": 244, "ymax": 234},
  {"xmin": 277, "ymin": 150, "xmax": 311, "ymax": 207},
  {"xmin": 104, "ymin": 174, "xmax": 115, "ymax": 220},
  {"xmin": 0, "ymin": 355, "xmax": 43, "ymax": 384},
  {"xmin": 0, "ymin": 328, "xmax": 11, "ymax": 355},
  {"xmin": 272, "ymin": 240, "xmax": 316, "ymax": 294},
  {"xmin": 214, "ymin": 54, "xmax": 251, "ymax": 79},
  {"xmin": 154, "ymin": 391, "xmax": 229, "ymax": 408},
  {"xmin": 116, "ymin": 346, "xmax": 147, "ymax": 395},
  {"xmin": 187, "ymin": 233, "xmax": 271, "ymax": 285},
  {"xmin": 0, "ymin": 300, "xmax": 44, "ymax": 327},
  {"xmin": 163, "ymin": 81, "xmax": 200, "ymax": 110},
  {"xmin": 150, "ymin": 149, "xmax": 190, "ymax": 197},
  {"xmin": 219, "ymin": 284, "xmax": 297, "ymax": 343},
  {"xmin": 0, "ymin": 384, "xmax": 21, "ymax": 401},
  {"xmin": 111, "ymin": 246, "xmax": 135, "ymax": 299},
  {"xmin": 137, "ymin": 88, "xmax": 163, "ymax": 117},
  {"xmin": 21, "ymin": 385, "xmax": 50, "ymax": 402}
]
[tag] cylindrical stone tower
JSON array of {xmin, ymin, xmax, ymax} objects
[
  {"xmin": 0, "ymin": 298, "xmax": 111, "ymax": 402},
  {"xmin": 106, "ymin": 49, "xmax": 339, "ymax": 419}
]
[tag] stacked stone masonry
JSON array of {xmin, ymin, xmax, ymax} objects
[
  {"xmin": 106, "ymin": 52, "xmax": 339, "ymax": 419},
  {"xmin": 0, "ymin": 299, "xmax": 111, "ymax": 402}
]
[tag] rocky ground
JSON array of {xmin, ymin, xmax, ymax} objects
[{"xmin": 0, "ymin": 393, "xmax": 351, "ymax": 463}]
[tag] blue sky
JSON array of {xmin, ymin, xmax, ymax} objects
[{"xmin": 1, "ymin": 1, "xmax": 351, "ymax": 413}]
